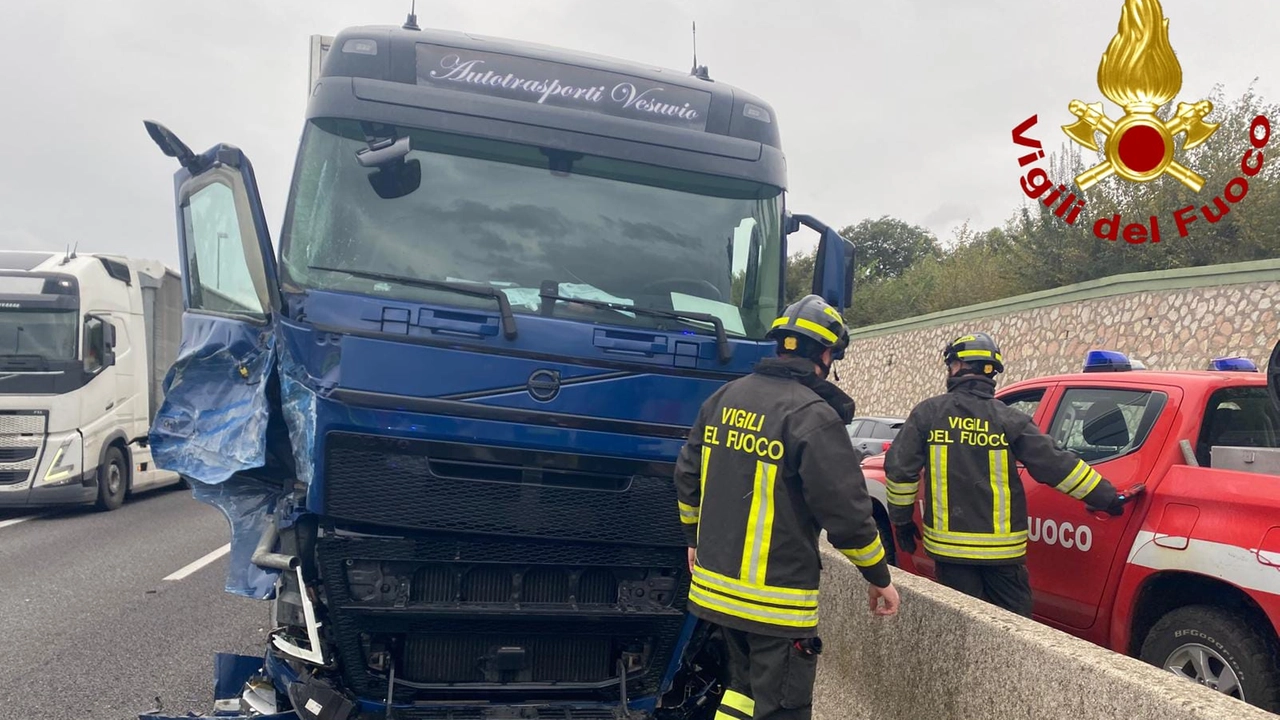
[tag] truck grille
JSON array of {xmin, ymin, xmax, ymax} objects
[
  {"xmin": 315, "ymin": 532, "xmax": 688, "ymax": 702},
  {"xmin": 403, "ymin": 631, "xmax": 614, "ymax": 684},
  {"xmin": 0, "ymin": 412, "xmax": 45, "ymax": 486},
  {"xmin": 322, "ymin": 433, "xmax": 685, "ymax": 546},
  {"xmin": 396, "ymin": 707, "xmax": 616, "ymax": 719},
  {"xmin": 0, "ymin": 447, "xmax": 37, "ymax": 463},
  {"xmin": 0, "ymin": 412, "xmax": 45, "ymax": 435}
]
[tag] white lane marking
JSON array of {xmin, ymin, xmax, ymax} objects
[
  {"xmin": 0, "ymin": 515, "xmax": 39, "ymax": 529},
  {"xmin": 164, "ymin": 543, "xmax": 231, "ymax": 581}
]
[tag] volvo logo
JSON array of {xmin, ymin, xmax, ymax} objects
[{"xmin": 527, "ymin": 369, "xmax": 561, "ymax": 402}]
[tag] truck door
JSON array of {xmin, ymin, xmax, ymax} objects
[
  {"xmin": 1022, "ymin": 383, "xmax": 1179, "ymax": 631},
  {"xmin": 143, "ymin": 121, "xmax": 280, "ymax": 486}
]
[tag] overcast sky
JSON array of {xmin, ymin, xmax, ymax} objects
[{"xmin": 2, "ymin": 0, "xmax": 1276, "ymax": 268}]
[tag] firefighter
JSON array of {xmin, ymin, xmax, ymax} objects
[
  {"xmin": 883, "ymin": 332, "xmax": 1133, "ymax": 617},
  {"xmin": 674, "ymin": 294, "xmax": 900, "ymax": 720}
]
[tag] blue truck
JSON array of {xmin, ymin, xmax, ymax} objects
[{"xmin": 142, "ymin": 16, "xmax": 854, "ymax": 720}]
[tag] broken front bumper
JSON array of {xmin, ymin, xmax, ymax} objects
[{"xmin": 137, "ymin": 652, "xmax": 655, "ymax": 720}]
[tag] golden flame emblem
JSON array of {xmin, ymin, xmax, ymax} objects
[{"xmin": 1062, "ymin": 0, "xmax": 1218, "ymax": 191}]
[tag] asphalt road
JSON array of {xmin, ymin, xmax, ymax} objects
[{"xmin": 0, "ymin": 485, "xmax": 268, "ymax": 720}]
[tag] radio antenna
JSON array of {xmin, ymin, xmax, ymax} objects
[
  {"xmin": 690, "ymin": 21, "xmax": 710, "ymax": 81},
  {"xmin": 403, "ymin": 0, "xmax": 421, "ymax": 31}
]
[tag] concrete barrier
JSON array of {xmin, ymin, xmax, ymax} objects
[{"xmin": 813, "ymin": 547, "xmax": 1274, "ymax": 720}]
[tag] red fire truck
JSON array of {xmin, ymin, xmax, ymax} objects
[{"xmin": 861, "ymin": 346, "xmax": 1280, "ymax": 712}]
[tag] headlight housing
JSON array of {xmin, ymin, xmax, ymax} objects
[{"xmin": 37, "ymin": 433, "xmax": 83, "ymax": 486}]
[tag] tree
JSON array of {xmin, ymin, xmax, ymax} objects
[
  {"xmin": 839, "ymin": 216, "xmax": 939, "ymax": 283},
  {"xmin": 829, "ymin": 85, "xmax": 1280, "ymax": 328}
]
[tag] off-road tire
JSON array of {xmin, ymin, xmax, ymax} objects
[
  {"xmin": 1139, "ymin": 604, "xmax": 1280, "ymax": 712},
  {"xmin": 95, "ymin": 446, "xmax": 128, "ymax": 511}
]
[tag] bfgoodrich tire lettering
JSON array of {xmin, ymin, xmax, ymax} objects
[{"xmin": 1139, "ymin": 604, "xmax": 1280, "ymax": 712}]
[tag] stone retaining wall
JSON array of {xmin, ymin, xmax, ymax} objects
[{"xmin": 833, "ymin": 260, "xmax": 1280, "ymax": 417}]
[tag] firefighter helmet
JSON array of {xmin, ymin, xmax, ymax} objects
[
  {"xmin": 943, "ymin": 332, "xmax": 1004, "ymax": 375},
  {"xmin": 766, "ymin": 295, "xmax": 850, "ymax": 358}
]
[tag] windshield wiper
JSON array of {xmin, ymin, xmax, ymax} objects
[
  {"xmin": 538, "ymin": 292, "xmax": 732, "ymax": 365},
  {"xmin": 308, "ymin": 266, "xmax": 517, "ymax": 340}
]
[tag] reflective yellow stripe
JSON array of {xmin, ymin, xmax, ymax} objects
[
  {"xmin": 689, "ymin": 585, "xmax": 820, "ymax": 628},
  {"xmin": 924, "ymin": 537, "xmax": 1027, "ymax": 561},
  {"xmin": 697, "ymin": 447, "xmax": 711, "ymax": 544},
  {"xmin": 930, "ymin": 444, "xmax": 949, "ymax": 531},
  {"xmin": 740, "ymin": 461, "xmax": 778, "ymax": 585},
  {"xmin": 839, "ymin": 536, "xmax": 886, "ymax": 567},
  {"xmin": 924, "ymin": 527, "xmax": 1028, "ymax": 545},
  {"xmin": 721, "ymin": 690, "xmax": 755, "ymax": 717},
  {"xmin": 1071, "ymin": 469, "xmax": 1103, "ymax": 499},
  {"xmin": 886, "ymin": 479, "xmax": 918, "ymax": 495},
  {"xmin": 989, "ymin": 449, "xmax": 1010, "ymax": 535},
  {"xmin": 771, "ymin": 316, "xmax": 838, "ymax": 344},
  {"xmin": 956, "ymin": 349, "xmax": 993, "ymax": 359},
  {"xmin": 822, "ymin": 305, "xmax": 845, "ymax": 324},
  {"xmin": 678, "ymin": 501, "xmax": 700, "ymax": 525},
  {"xmin": 1055, "ymin": 460, "xmax": 1090, "ymax": 495},
  {"xmin": 694, "ymin": 565, "xmax": 819, "ymax": 603},
  {"xmin": 887, "ymin": 478, "xmax": 919, "ymax": 507}
]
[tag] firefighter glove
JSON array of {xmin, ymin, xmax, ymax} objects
[
  {"xmin": 1087, "ymin": 493, "xmax": 1126, "ymax": 517},
  {"xmin": 894, "ymin": 522, "xmax": 921, "ymax": 554}
]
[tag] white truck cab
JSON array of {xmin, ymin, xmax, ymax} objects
[{"xmin": 0, "ymin": 250, "xmax": 184, "ymax": 510}]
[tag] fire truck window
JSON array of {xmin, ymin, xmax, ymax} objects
[
  {"xmin": 1047, "ymin": 388, "xmax": 1167, "ymax": 464},
  {"xmin": 1196, "ymin": 388, "xmax": 1280, "ymax": 465}
]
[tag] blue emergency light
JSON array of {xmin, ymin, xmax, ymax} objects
[
  {"xmin": 1083, "ymin": 350, "xmax": 1132, "ymax": 373},
  {"xmin": 1208, "ymin": 356, "xmax": 1258, "ymax": 372}
]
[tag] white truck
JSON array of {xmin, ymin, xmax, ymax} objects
[{"xmin": 0, "ymin": 250, "xmax": 184, "ymax": 510}]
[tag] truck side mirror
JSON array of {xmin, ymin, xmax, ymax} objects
[
  {"xmin": 786, "ymin": 213, "xmax": 855, "ymax": 310},
  {"xmin": 103, "ymin": 321, "xmax": 117, "ymax": 367},
  {"xmin": 83, "ymin": 316, "xmax": 115, "ymax": 373}
]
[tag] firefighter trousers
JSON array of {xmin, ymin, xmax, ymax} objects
[
  {"xmin": 935, "ymin": 561, "xmax": 1033, "ymax": 618},
  {"xmin": 715, "ymin": 627, "xmax": 819, "ymax": 720}
]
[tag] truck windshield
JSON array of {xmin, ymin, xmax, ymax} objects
[
  {"xmin": 279, "ymin": 118, "xmax": 784, "ymax": 339},
  {"xmin": 0, "ymin": 309, "xmax": 77, "ymax": 359}
]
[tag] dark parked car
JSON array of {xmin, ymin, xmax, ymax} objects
[{"xmin": 847, "ymin": 416, "xmax": 906, "ymax": 457}]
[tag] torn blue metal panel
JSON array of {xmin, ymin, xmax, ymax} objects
[
  {"xmin": 193, "ymin": 476, "xmax": 285, "ymax": 599},
  {"xmin": 278, "ymin": 343, "xmax": 318, "ymax": 488},
  {"xmin": 150, "ymin": 313, "xmax": 289, "ymax": 598},
  {"xmin": 150, "ymin": 315, "xmax": 276, "ymax": 485}
]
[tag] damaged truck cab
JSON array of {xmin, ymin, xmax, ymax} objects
[{"xmin": 144, "ymin": 21, "xmax": 853, "ymax": 720}]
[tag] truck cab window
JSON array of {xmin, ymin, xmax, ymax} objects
[
  {"xmin": 183, "ymin": 176, "xmax": 269, "ymax": 320},
  {"xmin": 1047, "ymin": 388, "xmax": 1166, "ymax": 463},
  {"xmin": 1196, "ymin": 388, "xmax": 1280, "ymax": 465}
]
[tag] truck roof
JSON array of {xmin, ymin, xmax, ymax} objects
[
  {"xmin": 0, "ymin": 250, "xmax": 178, "ymax": 283},
  {"xmin": 318, "ymin": 24, "xmax": 783, "ymax": 150}
]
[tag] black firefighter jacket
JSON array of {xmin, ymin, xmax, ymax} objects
[
  {"xmin": 674, "ymin": 356, "xmax": 892, "ymax": 638},
  {"xmin": 884, "ymin": 374, "xmax": 1119, "ymax": 565}
]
